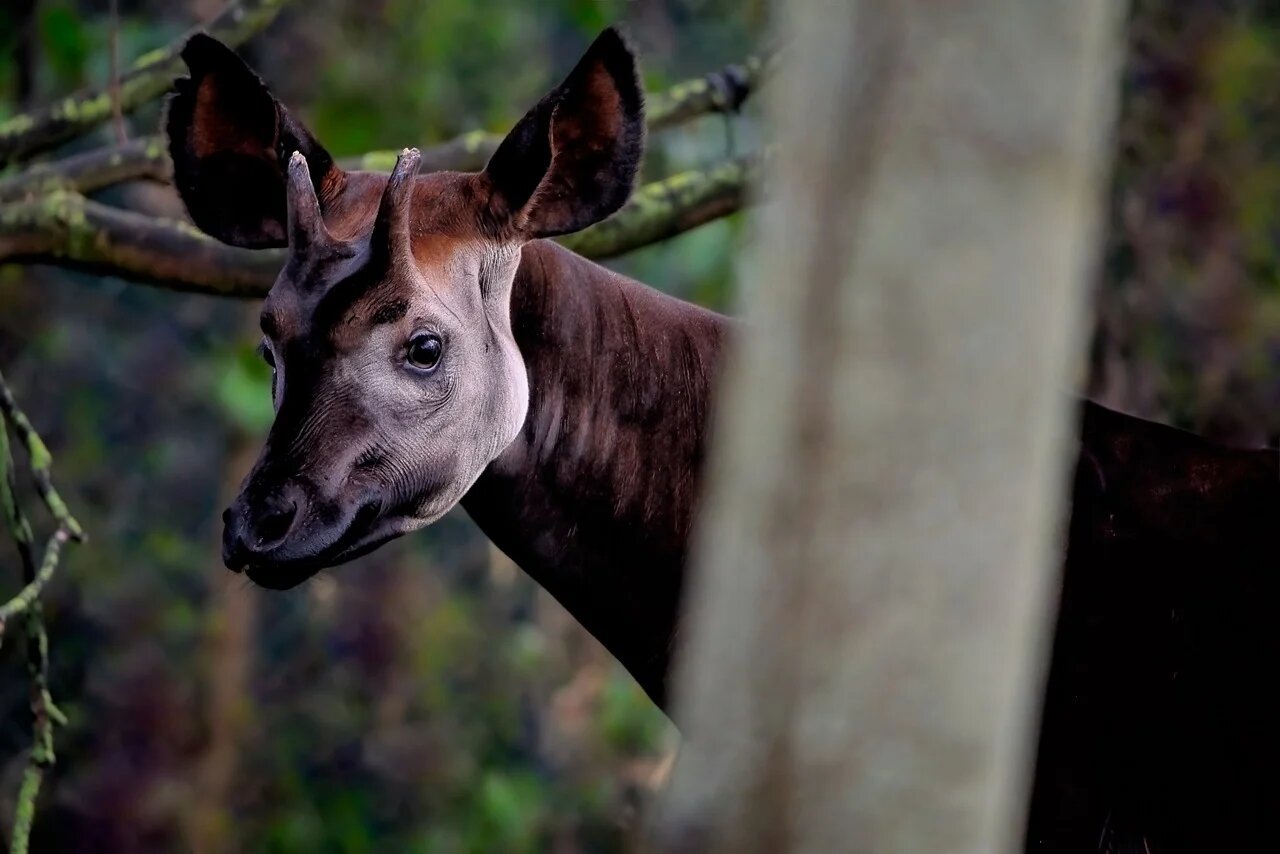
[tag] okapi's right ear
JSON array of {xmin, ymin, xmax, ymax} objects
[{"xmin": 165, "ymin": 33, "xmax": 342, "ymax": 249}]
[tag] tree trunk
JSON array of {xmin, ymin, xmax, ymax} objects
[{"xmin": 653, "ymin": 3, "xmax": 1123, "ymax": 852}]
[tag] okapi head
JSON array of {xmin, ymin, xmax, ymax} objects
[{"xmin": 167, "ymin": 29, "xmax": 644, "ymax": 588}]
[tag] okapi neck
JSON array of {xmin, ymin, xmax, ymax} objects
[{"xmin": 460, "ymin": 240, "xmax": 729, "ymax": 708}]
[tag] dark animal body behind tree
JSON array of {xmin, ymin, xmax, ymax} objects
[{"xmin": 166, "ymin": 28, "xmax": 1280, "ymax": 853}]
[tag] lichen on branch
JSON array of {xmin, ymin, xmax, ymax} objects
[
  {"xmin": 0, "ymin": 138, "xmax": 170, "ymax": 204},
  {"xmin": 0, "ymin": 158, "xmax": 754, "ymax": 297},
  {"xmin": 560, "ymin": 156, "xmax": 757, "ymax": 259},
  {"xmin": 352, "ymin": 50, "xmax": 775, "ymax": 175}
]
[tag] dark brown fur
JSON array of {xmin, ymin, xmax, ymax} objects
[
  {"xmin": 463, "ymin": 240, "xmax": 724, "ymax": 705},
  {"xmin": 1030, "ymin": 402, "xmax": 1280, "ymax": 852}
]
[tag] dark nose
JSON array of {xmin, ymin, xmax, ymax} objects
[{"xmin": 221, "ymin": 484, "xmax": 304, "ymax": 571}]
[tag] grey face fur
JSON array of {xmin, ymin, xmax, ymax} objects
[{"xmin": 222, "ymin": 152, "xmax": 530, "ymax": 587}]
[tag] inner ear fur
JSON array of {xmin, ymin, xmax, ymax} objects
[
  {"xmin": 165, "ymin": 33, "xmax": 342, "ymax": 249},
  {"xmin": 483, "ymin": 27, "xmax": 645, "ymax": 239}
]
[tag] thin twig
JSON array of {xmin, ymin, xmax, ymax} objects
[
  {"xmin": 108, "ymin": 0, "xmax": 127, "ymax": 145},
  {"xmin": 0, "ymin": 376, "xmax": 83, "ymax": 541},
  {"xmin": 0, "ymin": 370, "xmax": 80, "ymax": 854},
  {"xmin": 0, "ymin": 528, "xmax": 69, "ymax": 641}
]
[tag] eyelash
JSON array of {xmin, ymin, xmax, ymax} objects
[
  {"xmin": 257, "ymin": 341, "xmax": 275, "ymax": 369},
  {"xmin": 258, "ymin": 341, "xmax": 281, "ymax": 405}
]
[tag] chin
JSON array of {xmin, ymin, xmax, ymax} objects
[{"xmin": 241, "ymin": 508, "xmax": 448, "ymax": 590}]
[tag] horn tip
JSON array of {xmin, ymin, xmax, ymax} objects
[{"xmin": 387, "ymin": 148, "xmax": 421, "ymax": 189}]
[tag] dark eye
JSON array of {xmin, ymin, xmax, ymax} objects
[
  {"xmin": 407, "ymin": 332, "xmax": 443, "ymax": 371},
  {"xmin": 259, "ymin": 341, "xmax": 276, "ymax": 370}
]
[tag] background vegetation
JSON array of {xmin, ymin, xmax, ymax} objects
[
  {"xmin": 0, "ymin": 1, "xmax": 761, "ymax": 851},
  {"xmin": 2, "ymin": 0, "xmax": 1279, "ymax": 851}
]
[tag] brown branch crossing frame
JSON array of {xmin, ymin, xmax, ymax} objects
[
  {"xmin": 0, "ymin": 157, "xmax": 756, "ymax": 297},
  {"xmin": 0, "ymin": 48, "xmax": 770, "ymax": 296}
]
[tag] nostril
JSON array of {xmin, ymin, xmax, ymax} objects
[{"xmin": 253, "ymin": 499, "xmax": 298, "ymax": 551}]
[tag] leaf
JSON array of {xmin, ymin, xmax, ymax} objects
[
  {"xmin": 38, "ymin": 3, "xmax": 90, "ymax": 89},
  {"xmin": 214, "ymin": 344, "xmax": 275, "ymax": 434}
]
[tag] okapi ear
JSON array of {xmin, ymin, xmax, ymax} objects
[
  {"xmin": 482, "ymin": 27, "xmax": 645, "ymax": 239},
  {"xmin": 165, "ymin": 33, "xmax": 343, "ymax": 249}
]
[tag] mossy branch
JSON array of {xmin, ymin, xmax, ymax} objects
[
  {"xmin": 0, "ymin": 137, "xmax": 171, "ymax": 204},
  {"xmin": 646, "ymin": 51, "xmax": 776, "ymax": 132},
  {"xmin": 0, "ymin": 158, "xmax": 755, "ymax": 297},
  {"xmin": 560, "ymin": 156, "xmax": 756, "ymax": 259},
  {"xmin": 352, "ymin": 50, "xmax": 775, "ymax": 174},
  {"xmin": 0, "ymin": 0, "xmax": 294, "ymax": 167},
  {"xmin": 0, "ymin": 369, "xmax": 82, "ymax": 854},
  {"xmin": 0, "ymin": 38, "xmax": 766, "ymax": 296},
  {"xmin": 0, "ymin": 49, "xmax": 773, "ymax": 203},
  {"xmin": 0, "ymin": 189, "xmax": 286, "ymax": 296}
]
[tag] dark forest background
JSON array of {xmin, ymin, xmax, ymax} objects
[{"xmin": 1, "ymin": 0, "xmax": 1278, "ymax": 851}]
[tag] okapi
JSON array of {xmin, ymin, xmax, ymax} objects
[{"xmin": 167, "ymin": 29, "xmax": 1280, "ymax": 853}]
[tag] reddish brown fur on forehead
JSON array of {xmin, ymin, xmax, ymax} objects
[
  {"xmin": 268, "ymin": 169, "xmax": 496, "ymax": 351},
  {"xmin": 311, "ymin": 170, "xmax": 491, "ymax": 244}
]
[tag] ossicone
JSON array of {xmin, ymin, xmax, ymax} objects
[
  {"xmin": 286, "ymin": 151, "xmax": 336, "ymax": 253},
  {"xmin": 373, "ymin": 148, "xmax": 422, "ymax": 258}
]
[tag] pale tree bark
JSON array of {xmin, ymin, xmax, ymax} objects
[{"xmin": 653, "ymin": 3, "xmax": 1123, "ymax": 853}]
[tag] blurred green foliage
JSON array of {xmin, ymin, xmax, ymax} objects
[
  {"xmin": 0, "ymin": 1, "xmax": 760, "ymax": 851},
  {"xmin": 38, "ymin": 3, "xmax": 91, "ymax": 90},
  {"xmin": 214, "ymin": 343, "xmax": 275, "ymax": 434},
  {"xmin": 1092, "ymin": 0, "xmax": 1280, "ymax": 442}
]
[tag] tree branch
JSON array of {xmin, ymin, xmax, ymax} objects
[
  {"xmin": 0, "ymin": 190, "xmax": 283, "ymax": 296},
  {"xmin": 0, "ymin": 44, "xmax": 765, "ymax": 295},
  {"xmin": 646, "ymin": 51, "xmax": 776, "ymax": 132},
  {"xmin": 560, "ymin": 156, "xmax": 756, "ymax": 259},
  {"xmin": 0, "ymin": 138, "xmax": 170, "ymax": 204},
  {"xmin": 0, "ymin": 48, "xmax": 773, "ymax": 201},
  {"xmin": 0, "ymin": 378, "xmax": 84, "ymax": 544},
  {"xmin": 0, "ymin": 0, "xmax": 294, "ymax": 166},
  {"xmin": 0, "ymin": 530, "xmax": 67, "ymax": 636},
  {"xmin": 0, "ymin": 159, "xmax": 755, "ymax": 297},
  {"xmin": 352, "ymin": 50, "xmax": 775, "ymax": 175},
  {"xmin": 348, "ymin": 130, "xmax": 500, "ymax": 176}
]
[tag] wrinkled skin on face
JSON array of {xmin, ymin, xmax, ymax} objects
[
  {"xmin": 234, "ymin": 172, "xmax": 530, "ymax": 587},
  {"xmin": 166, "ymin": 28, "xmax": 644, "ymax": 587}
]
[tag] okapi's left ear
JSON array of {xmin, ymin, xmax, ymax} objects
[
  {"xmin": 165, "ymin": 33, "xmax": 342, "ymax": 249},
  {"xmin": 482, "ymin": 27, "xmax": 645, "ymax": 239}
]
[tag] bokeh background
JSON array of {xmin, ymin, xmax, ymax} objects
[
  {"xmin": 2, "ymin": 0, "xmax": 1280, "ymax": 851},
  {"xmin": 0, "ymin": 1, "xmax": 761, "ymax": 851}
]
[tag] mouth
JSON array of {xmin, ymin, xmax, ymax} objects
[{"xmin": 232, "ymin": 501, "xmax": 389, "ymax": 589}]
